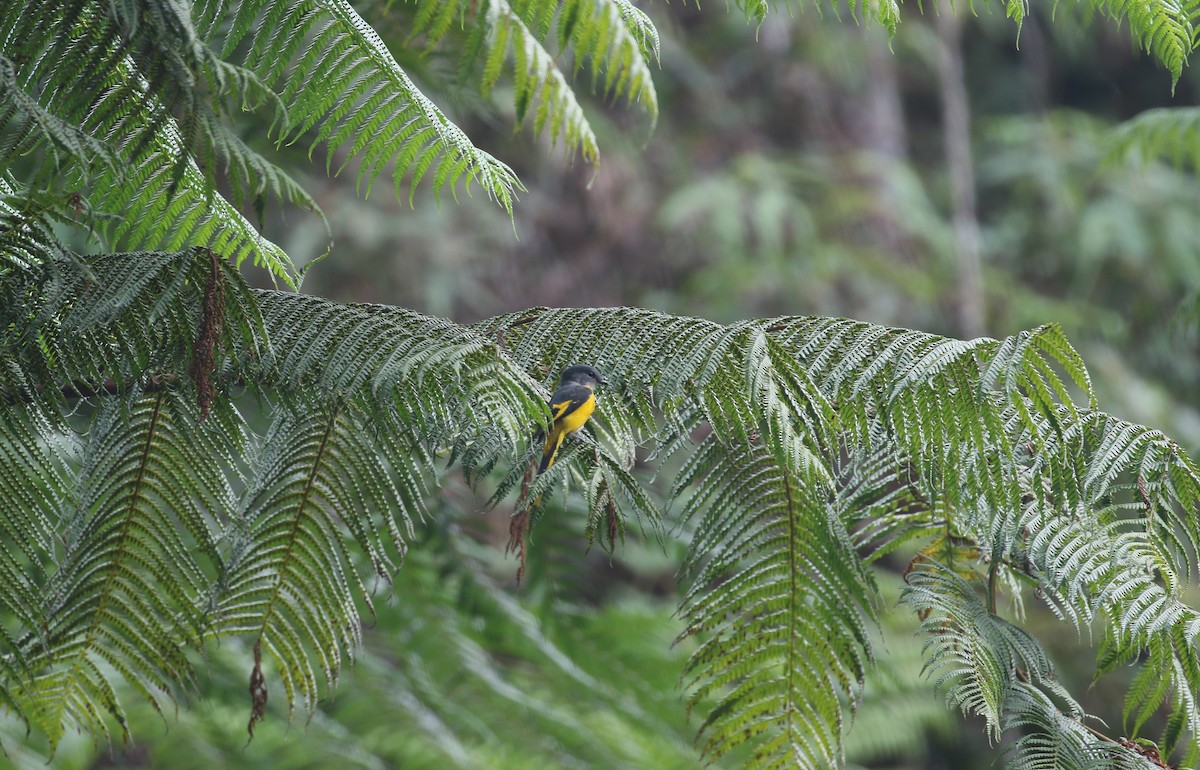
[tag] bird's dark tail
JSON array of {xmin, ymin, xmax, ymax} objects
[{"xmin": 537, "ymin": 431, "xmax": 563, "ymax": 474}]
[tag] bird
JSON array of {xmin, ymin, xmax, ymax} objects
[{"xmin": 537, "ymin": 364, "xmax": 607, "ymax": 474}]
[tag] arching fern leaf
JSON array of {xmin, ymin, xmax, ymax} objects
[
  {"xmin": 1109, "ymin": 107, "xmax": 1200, "ymax": 173},
  {"xmin": 4, "ymin": 258, "xmax": 1200, "ymax": 767}
]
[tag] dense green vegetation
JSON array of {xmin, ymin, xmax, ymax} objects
[{"xmin": 5, "ymin": 1, "xmax": 1200, "ymax": 768}]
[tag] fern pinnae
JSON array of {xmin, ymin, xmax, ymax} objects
[
  {"xmin": 677, "ymin": 435, "xmax": 870, "ymax": 768},
  {"xmin": 3, "ymin": 0, "xmax": 303, "ymax": 281},
  {"xmin": 0, "ymin": 408, "xmax": 71, "ymax": 692},
  {"xmin": 16, "ymin": 388, "xmax": 234, "ymax": 745},
  {"xmin": 494, "ymin": 0, "xmax": 595, "ymax": 161},
  {"xmin": 320, "ymin": 0, "xmax": 520, "ymax": 207},
  {"xmin": 0, "ymin": 54, "xmax": 115, "ymax": 174},
  {"xmin": 225, "ymin": 408, "xmax": 368, "ymax": 724},
  {"xmin": 253, "ymin": 293, "xmax": 542, "ymax": 449},
  {"xmin": 96, "ymin": 126, "xmax": 295, "ymax": 280},
  {"xmin": 1109, "ymin": 106, "xmax": 1200, "ymax": 173}
]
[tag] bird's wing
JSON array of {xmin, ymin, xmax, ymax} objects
[{"xmin": 548, "ymin": 383, "xmax": 594, "ymax": 423}]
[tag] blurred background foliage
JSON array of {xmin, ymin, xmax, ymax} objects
[{"xmin": 10, "ymin": 1, "xmax": 1200, "ymax": 767}]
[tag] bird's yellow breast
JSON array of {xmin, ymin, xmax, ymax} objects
[{"xmin": 558, "ymin": 392, "xmax": 595, "ymax": 434}]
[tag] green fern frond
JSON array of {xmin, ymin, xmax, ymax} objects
[
  {"xmin": 0, "ymin": 407, "xmax": 72, "ymax": 716},
  {"xmin": 1000, "ymin": 685, "xmax": 1152, "ymax": 770},
  {"xmin": 4, "ymin": 0, "xmax": 535, "ymax": 280},
  {"xmin": 902, "ymin": 561, "xmax": 1081, "ymax": 739},
  {"xmin": 200, "ymin": 0, "xmax": 524, "ymax": 208},
  {"xmin": 476, "ymin": 307, "xmax": 1135, "ymax": 764},
  {"xmin": 219, "ymin": 407, "xmax": 381, "ymax": 724},
  {"xmin": 0, "ymin": 54, "xmax": 115, "ymax": 176},
  {"xmin": 555, "ymin": 0, "xmax": 659, "ymax": 115},
  {"xmin": 1109, "ymin": 107, "xmax": 1200, "ymax": 173},
  {"xmin": 90, "ymin": 141, "xmax": 297, "ymax": 281},
  {"xmin": 1091, "ymin": 0, "xmax": 1195, "ymax": 85},
  {"xmin": 411, "ymin": 0, "xmax": 660, "ymax": 164},
  {"xmin": 3, "ymin": 247, "xmax": 265, "ymax": 401},
  {"xmin": 11, "ymin": 388, "xmax": 239, "ymax": 747},
  {"xmin": 2, "ymin": 0, "xmax": 301, "ymax": 279},
  {"xmin": 734, "ymin": 0, "xmax": 900, "ymax": 36},
  {"xmin": 607, "ymin": 0, "xmax": 661, "ymax": 62},
  {"xmin": 493, "ymin": 0, "xmax": 601, "ymax": 161},
  {"xmin": 6, "ymin": 282, "xmax": 1200, "ymax": 765},
  {"xmin": 676, "ymin": 434, "xmax": 873, "ymax": 768},
  {"xmin": 251, "ymin": 292, "xmax": 545, "ymax": 448},
  {"xmin": 0, "ymin": 177, "xmax": 75, "ymax": 268}
]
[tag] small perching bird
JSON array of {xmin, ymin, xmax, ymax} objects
[{"xmin": 537, "ymin": 364, "xmax": 607, "ymax": 474}]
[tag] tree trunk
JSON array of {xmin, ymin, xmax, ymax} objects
[
  {"xmin": 861, "ymin": 24, "xmax": 909, "ymax": 256},
  {"xmin": 935, "ymin": 9, "xmax": 986, "ymax": 338}
]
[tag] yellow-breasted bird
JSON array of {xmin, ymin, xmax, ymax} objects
[{"xmin": 537, "ymin": 364, "xmax": 607, "ymax": 474}]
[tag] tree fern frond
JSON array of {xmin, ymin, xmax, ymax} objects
[
  {"xmin": 1109, "ymin": 107, "xmax": 1200, "ymax": 173},
  {"xmin": 607, "ymin": 0, "xmax": 661, "ymax": 62},
  {"xmin": 410, "ymin": 0, "xmax": 659, "ymax": 164},
  {"xmin": 89, "ymin": 119, "xmax": 297, "ymax": 281},
  {"xmin": 1, "ymin": 0, "xmax": 301, "ymax": 279},
  {"xmin": 1000, "ymin": 685, "xmax": 1152, "ymax": 770},
  {"xmin": 251, "ymin": 292, "xmax": 545, "ymax": 448},
  {"xmin": 1091, "ymin": 0, "xmax": 1195, "ymax": 85},
  {"xmin": 5, "ymin": 285, "xmax": 1200, "ymax": 765},
  {"xmin": 677, "ymin": 434, "xmax": 873, "ymax": 769},
  {"xmin": 555, "ymin": 0, "xmax": 660, "ymax": 116},
  {"xmin": 768, "ymin": 0, "xmax": 1195, "ymax": 77},
  {"xmin": 0, "ymin": 406, "xmax": 74, "ymax": 714},
  {"xmin": 584, "ymin": 450, "xmax": 660, "ymax": 550},
  {"xmin": 4, "ymin": 248, "xmax": 265, "ymax": 403},
  {"xmin": 901, "ymin": 561, "xmax": 1082, "ymax": 740},
  {"xmin": 220, "ymin": 407, "xmax": 380, "ymax": 725},
  {"xmin": 746, "ymin": 328, "xmax": 837, "ymax": 484},
  {"xmin": 734, "ymin": 0, "xmax": 900, "ymax": 36},
  {"xmin": 11, "ymin": 388, "xmax": 239, "ymax": 747},
  {"xmin": 0, "ymin": 54, "xmax": 115, "ymax": 176},
  {"xmin": 0, "ymin": 176, "xmax": 74, "ymax": 268},
  {"xmin": 4, "ymin": 0, "xmax": 535, "ymax": 280},
  {"xmin": 491, "ymin": 0, "xmax": 600, "ymax": 161},
  {"xmin": 200, "ymin": 0, "xmax": 524, "ymax": 208}
]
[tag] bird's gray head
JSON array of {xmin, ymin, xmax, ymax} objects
[{"xmin": 559, "ymin": 364, "xmax": 607, "ymax": 388}]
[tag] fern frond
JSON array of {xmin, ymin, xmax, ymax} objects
[
  {"xmin": 200, "ymin": 0, "xmax": 524, "ymax": 208},
  {"xmin": 675, "ymin": 434, "xmax": 873, "ymax": 769},
  {"xmin": 902, "ymin": 561, "xmax": 1082, "ymax": 739},
  {"xmin": 608, "ymin": 0, "xmax": 661, "ymax": 62},
  {"xmin": 555, "ymin": 0, "xmax": 659, "ymax": 116},
  {"xmin": 11, "ymin": 388, "xmax": 239, "ymax": 747},
  {"xmin": 0, "ymin": 176, "xmax": 73, "ymax": 268},
  {"xmin": 0, "ymin": 54, "xmax": 115, "ymax": 175},
  {"xmin": 6, "ymin": 285, "xmax": 1200, "ymax": 765},
  {"xmin": 3, "ymin": 247, "xmax": 265, "ymax": 403},
  {"xmin": 0, "ymin": 406, "xmax": 73, "ymax": 717},
  {"xmin": 1000, "ymin": 685, "xmax": 1152, "ymax": 770},
  {"xmin": 1091, "ymin": 0, "xmax": 1195, "ymax": 85},
  {"xmin": 219, "ymin": 407, "xmax": 381, "ymax": 725},
  {"xmin": 1, "ymin": 0, "xmax": 301, "ymax": 279},
  {"xmin": 1109, "ymin": 107, "xmax": 1200, "ymax": 174},
  {"xmin": 251, "ymin": 292, "xmax": 545, "ymax": 448},
  {"xmin": 89, "ymin": 137, "xmax": 298, "ymax": 281},
  {"xmin": 4, "ymin": 0, "xmax": 536, "ymax": 280},
  {"xmin": 412, "ymin": 0, "xmax": 660, "ymax": 163},
  {"xmin": 491, "ymin": 0, "xmax": 600, "ymax": 161}
]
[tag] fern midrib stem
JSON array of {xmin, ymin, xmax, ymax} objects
[
  {"xmin": 74, "ymin": 392, "xmax": 165, "ymax": 681},
  {"xmin": 254, "ymin": 410, "xmax": 337, "ymax": 645},
  {"xmin": 783, "ymin": 467, "xmax": 799, "ymax": 739},
  {"xmin": 986, "ymin": 553, "xmax": 999, "ymax": 615}
]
